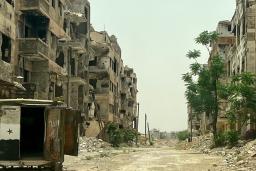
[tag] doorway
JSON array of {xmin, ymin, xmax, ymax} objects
[{"xmin": 20, "ymin": 107, "xmax": 45, "ymax": 159}]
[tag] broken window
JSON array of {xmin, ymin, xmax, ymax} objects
[
  {"xmin": 52, "ymin": 0, "xmax": 56, "ymax": 8},
  {"xmin": 71, "ymin": 57, "xmax": 76, "ymax": 76},
  {"xmin": 24, "ymin": 16, "xmax": 48, "ymax": 42},
  {"xmin": 59, "ymin": 0, "xmax": 62, "ymax": 16},
  {"xmin": 56, "ymin": 51, "xmax": 65, "ymax": 67},
  {"xmin": 113, "ymin": 59, "xmax": 117, "ymax": 73},
  {"xmin": 228, "ymin": 25, "xmax": 231, "ymax": 32},
  {"xmin": 1, "ymin": 34, "xmax": 11, "ymax": 63},
  {"xmin": 228, "ymin": 60, "xmax": 231, "ymax": 76},
  {"xmin": 55, "ymin": 84, "xmax": 63, "ymax": 98},
  {"xmin": 6, "ymin": 0, "xmax": 14, "ymax": 7},
  {"xmin": 242, "ymin": 58, "xmax": 245, "ymax": 73},
  {"xmin": 89, "ymin": 79, "xmax": 97, "ymax": 89},
  {"xmin": 63, "ymin": 19, "xmax": 67, "ymax": 32},
  {"xmin": 89, "ymin": 57, "xmax": 97, "ymax": 66},
  {"xmin": 78, "ymin": 85, "xmax": 84, "ymax": 104},
  {"xmin": 23, "ymin": 69, "xmax": 30, "ymax": 82},
  {"xmin": 78, "ymin": 22, "xmax": 87, "ymax": 35}
]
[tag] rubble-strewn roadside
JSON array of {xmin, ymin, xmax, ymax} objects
[
  {"xmin": 63, "ymin": 137, "xmax": 140, "ymax": 171},
  {"xmin": 176, "ymin": 134, "xmax": 256, "ymax": 171}
]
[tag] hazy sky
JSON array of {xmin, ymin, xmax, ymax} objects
[{"xmin": 90, "ymin": 0, "xmax": 236, "ymax": 132}]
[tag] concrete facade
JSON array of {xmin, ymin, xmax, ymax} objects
[{"xmin": 89, "ymin": 30, "xmax": 138, "ymax": 129}]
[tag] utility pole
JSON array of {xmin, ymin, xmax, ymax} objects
[
  {"xmin": 136, "ymin": 103, "xmax": 140, "ymax": 145},
  {"xmin": 147, "ymin": 122, "xmax": 151, "ymax": 143},
  {"xmin": 190, "ymin": 111, "xmax": 193, "ymax": 142},
  {"xmin": 145, "ymin": 113, "xmax": 147, "ymax": 143},
  {"xmin": 67, "ymin": 47, "xmax": 71, "ymax": 108}
]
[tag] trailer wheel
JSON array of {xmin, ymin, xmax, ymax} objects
[{"xmin": 52, "ymin": 163, "xmax": 63, "ymax": 171}]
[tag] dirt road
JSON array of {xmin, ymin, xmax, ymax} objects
[{"xmin": 64, "ymin": 147, "xmax": 225, "ymax": 171}]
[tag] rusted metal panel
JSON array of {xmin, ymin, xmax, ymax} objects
[
  {"xmin": 44, "ymin": 108, "xmax": 64, "ymax": 162},
  {"xmin": 0, "ymin": 106, "xmax": 20, "ymax": 160},
  {"xmin": 64, "ymin": 109, "xmax": 79, "ymax": 156}
]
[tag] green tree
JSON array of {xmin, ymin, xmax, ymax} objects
[
  {"xmin": 183, "ymin": 31, "xmax": 224, "ymax": 137},
  {"xmin": 223, "ymin": 73, "xmax": 256, "ymax": 132}
]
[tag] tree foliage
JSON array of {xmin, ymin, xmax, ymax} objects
[
  {"xmin": 183, "ymin": 31, "xmax": 224, "ymax": 136},
  {"xmin": 223, "ymin": 73, "xmax": 256, "ymax": 131}
]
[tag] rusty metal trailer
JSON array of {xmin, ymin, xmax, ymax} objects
[{"xmin": 0, "ymin": 99, "xmax": 79, "ymax": 170}]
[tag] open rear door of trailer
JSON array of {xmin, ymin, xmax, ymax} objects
[
  {"xmin": 44, "ymin": 107, "xmax": 65, "ymax": 162},
  {"xmin": 64, "ymin": 109, "xmax": 79, "ymax": 156}
]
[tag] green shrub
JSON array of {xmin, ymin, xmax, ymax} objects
[
  {"xmin": 123, "ymin": 129, "xmax": 137, "ymax": 143},
  {"xmin": 106, "ymin": 122, "xmax": 137, "ymax": 147},
  {"xmin": 226, "ymin": 131, "xmax": 239, "ymax": 146},
  {"xmin": 214, "ymin": 133, "xmax": 226, "ymax": 147},
  {"xmin": 106, "ymin": 123, "xmax": 123, "ymax": 147},
  {"xmin": 214, "ymin": 131, "xmax": 239, "ymax": 147},
  {"xmin": 176, "ymin": 130, "xmax": 189, "ymax": 141}
]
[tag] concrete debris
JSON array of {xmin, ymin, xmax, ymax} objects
[
  {"xmin": 178, "ymin": 135, "xmax": 256, "ymax": 170},
  {"xmin": 79, "ymin": 137, "xmax": 111, "ymax": 153}
]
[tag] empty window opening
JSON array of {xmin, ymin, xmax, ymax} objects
[
  {"xmin": 55, "ymin": 85, "xmax": 63, "ymax": 98},
  {"xmin": 78, "ymin": 85, "xmax": 84, "ymax": 104},
  {"xmin": 228, "ymin": 25, "xmax": 231, "ymax": 32},
  {"xmin": 78, "ymin": 22, "xmax": 87, "ymax": 35},
  {"xmin": 58, "ymin": 0, "xmax": 62, "ymax": 16},
  {"xmin": 63, "ymin": 19, "xmax": 67, "ymax": 32},
  {"xmin": 89, "ymin": 79, "xmax": 97, "ymax": 89},
  {"xmin": 24, "ymin": 16, "xmax": 48, "ymax": 42},
  {"xmin": 242, "ymin": 59, "xmax": 246, "ymax": 73},
  {"xmin": 23, "ymin": 69, "xmax": 30, "ymax": 82},
  {"xmin": 52, "ymin": 0, "xmax": 56, "ymax": 8},
  {"xmin": 20, "ymin": 107, "xmax": 45, "ymax": 159},
  {"xmin": 56, "ymin": 51, "xmax": 65, "ymax": 67},
  {"xmin": 228, "ymin": 61, "xmax": 231, "ymax": 76},
  {"xmin": 6, "ymin": 0, "xmax": 14, "ymax": 6},
  {"xmin": 128, "ymin": 101, "xmax": 133, "ymax": 107},
  {"xmin": 71, "ymin": 57, "xmax": 76, "ymax": 76},
  {"xmin": 113, "ymin": 59, "xmax": 117, "ymax": 73},
  {"xmin": 1, "ymin": 34, "xmax": 11, "ymax": 63}
]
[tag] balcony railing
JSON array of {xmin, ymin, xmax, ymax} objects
[
  {"xmin": 18, "ymin": 38, "xmax": 49, "ymax": 60},
  {"xmin": 19, "ymin": 0, "xmax": 50, "ymax": 17}
]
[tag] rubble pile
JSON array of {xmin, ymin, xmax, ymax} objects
[
  {"xmin": 215, "ymin": 139, "xmax": 256, "ymax": 170},
  {"xmin": 177, "ymin": 135, "xmax": 256, "ymax": 170},
  {"xmin": 175, "ymin": 134, "xmax": 213, "ymax": 152},
  {"xmin": 79, "ymin": 137, "xmax": 111, "ymax": 153}
]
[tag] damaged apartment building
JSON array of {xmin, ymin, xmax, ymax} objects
[
  {"xmin": 0, "ymin": 0, "xmax": 138, "ymax": 136},
  {"xmin": 89, "ymin": 30, "xmax": 138, "ymax": 132},
  {"xmin": 0, "ymin": 0, "xmax": 94, "ymax": 135},
  {"xmin": 189, "ymin": 0, "xmax": 256, "ymax": 136}
]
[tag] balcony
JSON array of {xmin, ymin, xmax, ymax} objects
[
  {"xmin": 70, "ymin": 76, "xmax": 87, "ymax": 85},
  {"xmin": 58, "ymin": 37, "xmax": 87, "ymax": 54},
  {"xmin": 16, "ymin": 83, "xmax": 38, "ymax": 99},
  {"xmin": 18, "ymin": 38, "xmax": 49, "ymax": 61},
  {"xmin": 19, "ymin": 0, "xmax": 50, "ymax": 18}
]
